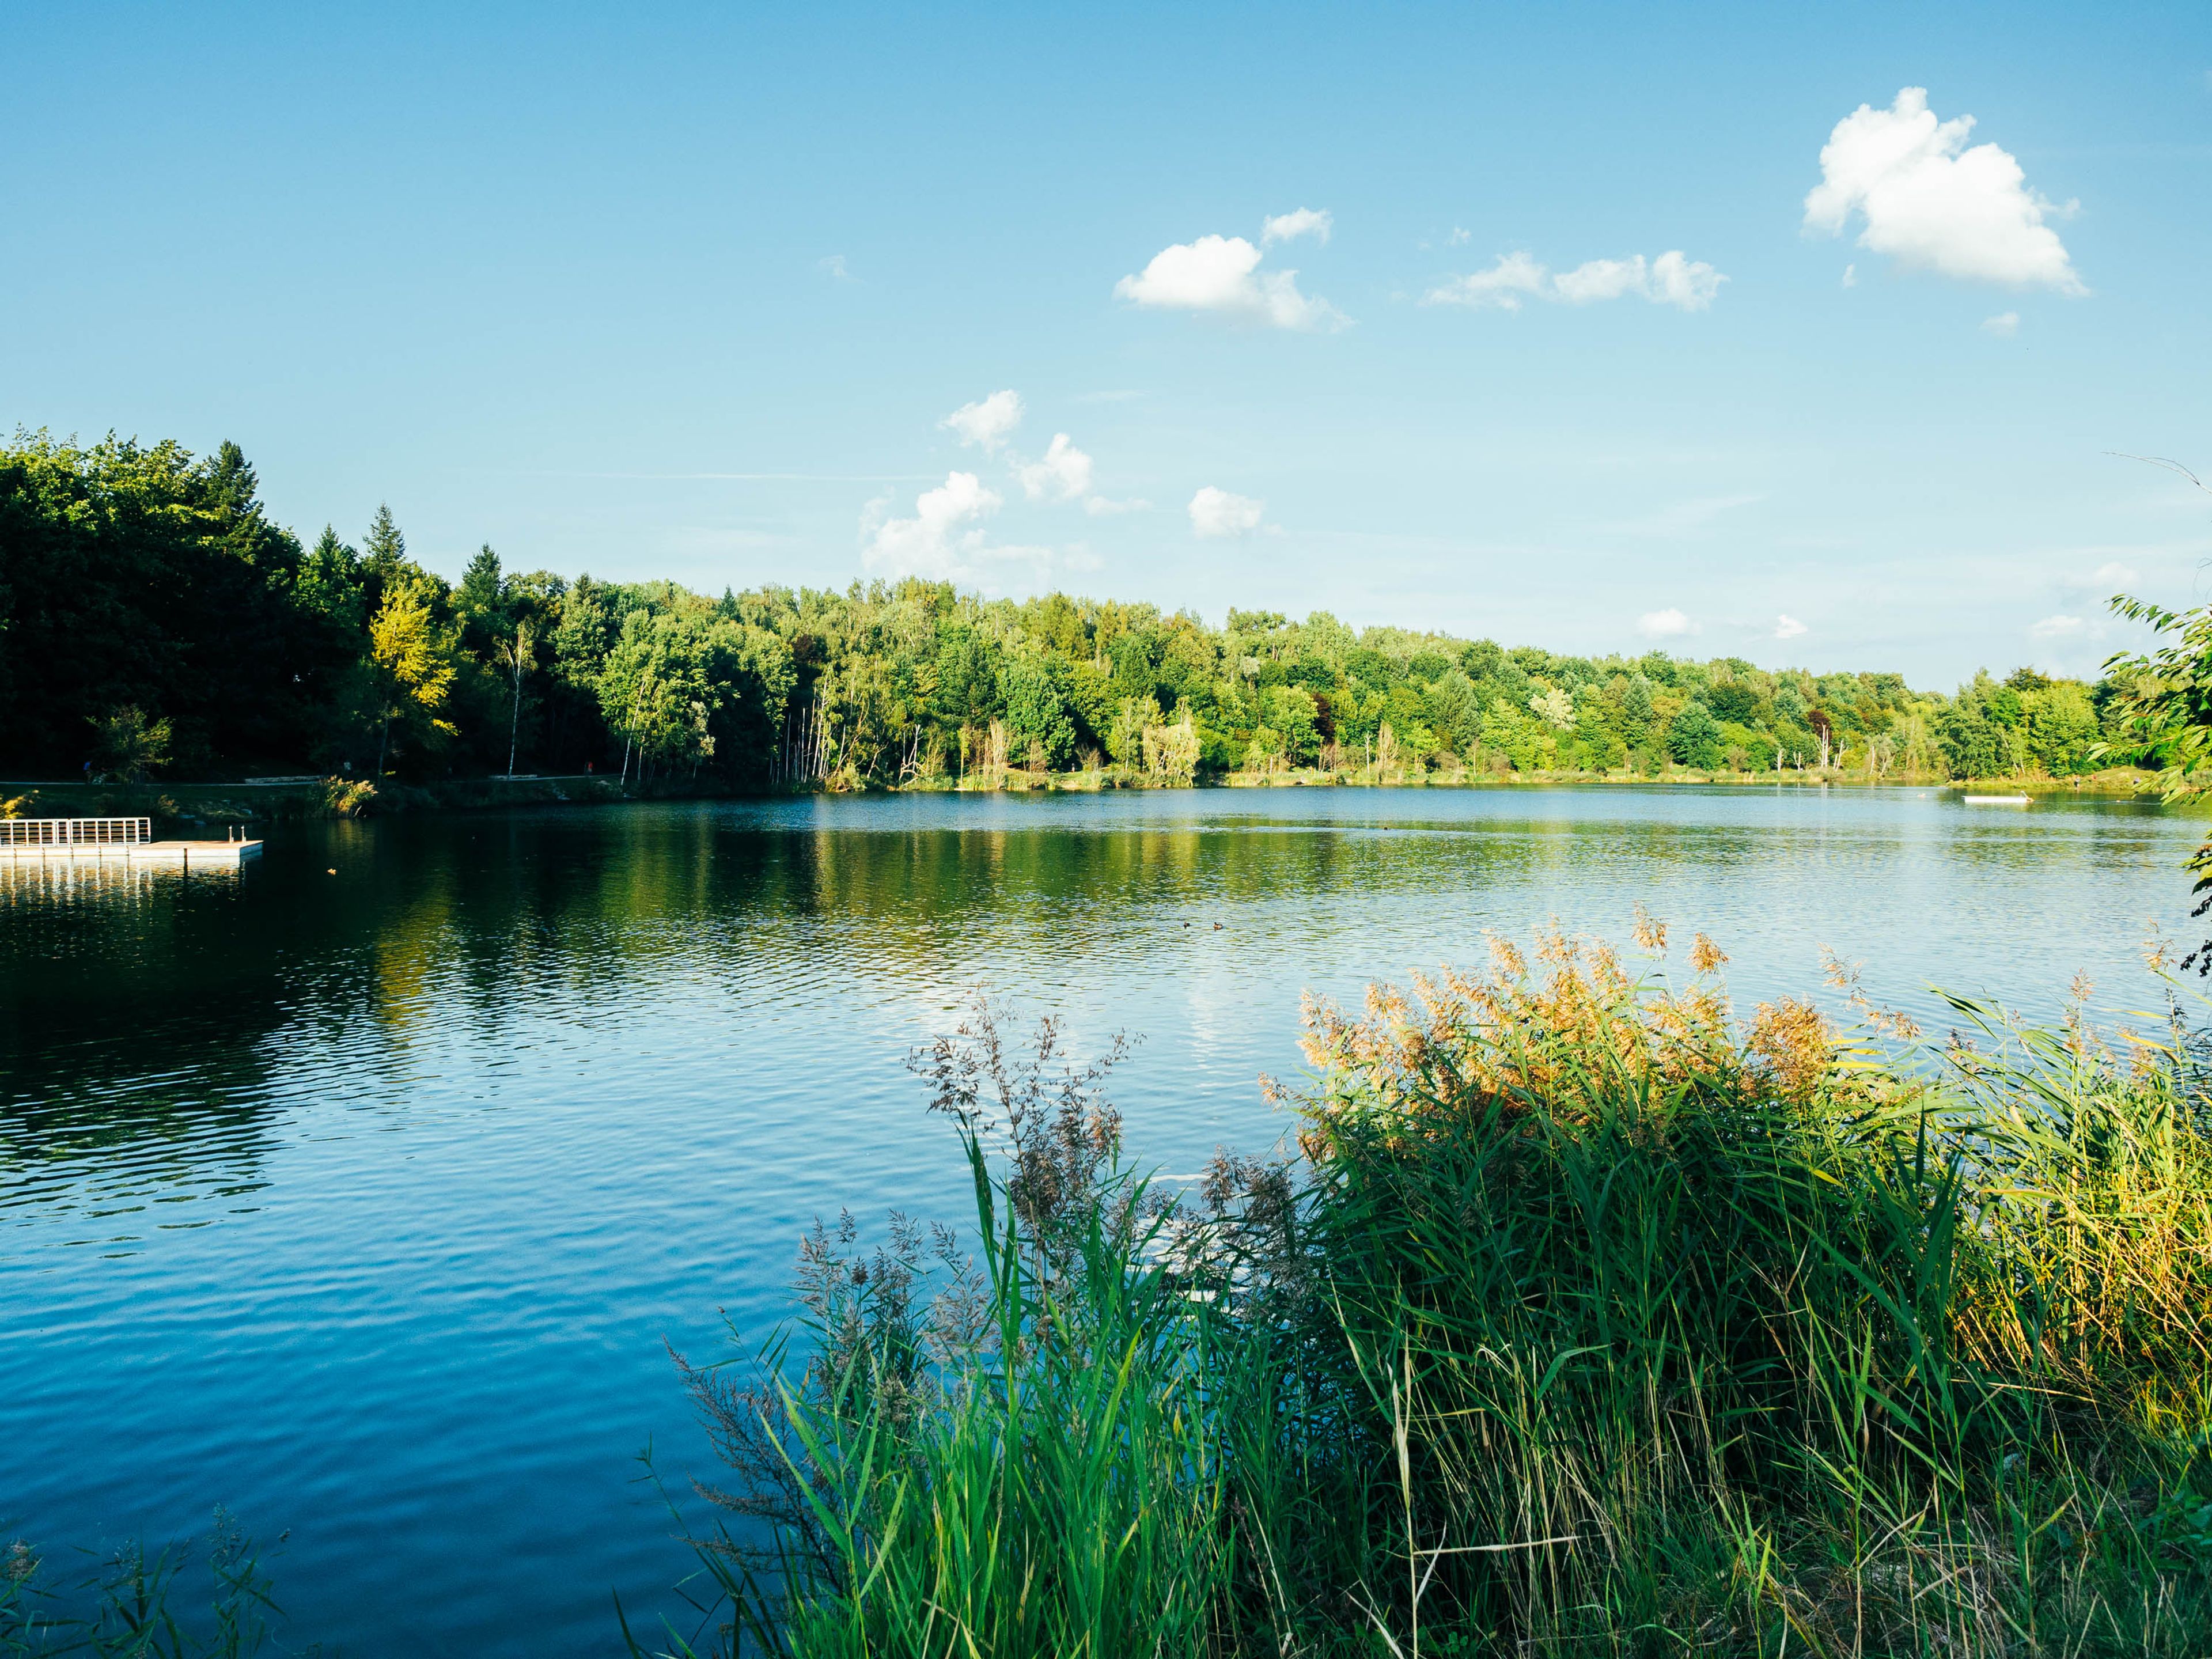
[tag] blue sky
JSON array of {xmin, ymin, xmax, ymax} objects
[{"xmin": 5, "ymin": 2, "xmax": 2209, "ymax": 685}]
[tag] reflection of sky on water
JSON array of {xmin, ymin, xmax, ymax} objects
[{"xmin": 0, "ymin": 787, "xmax": 2195, "ymax": 1657}]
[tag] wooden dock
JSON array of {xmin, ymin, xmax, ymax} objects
[{"xmin": 0, "ymin": 816, "xmax": 262, "ymax": 866}]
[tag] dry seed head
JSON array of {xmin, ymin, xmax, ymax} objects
[
  {"xmin": 2118, "ymin": 1028, "xmax": 2161, "ymax": 1082},
  {"xmin": 1689, "ymin": 933, "xmax": 1728, "ymax": 974},
  {"xmin": 1631, "ymin": 903, "xmax": 1667, "ymax": 954},
  {"xmin": 1868, "ymin": 1006, "xmax": 1923, "ymax": 1042},
  {"xmin": 1747, "ymin": 998, "xmax": 1835, "ymax": 1103},
  {"xmin": 2142, "ymin": 922, "xmax": 2174, "ymax": 976}
]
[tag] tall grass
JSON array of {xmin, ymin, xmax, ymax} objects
[{"xmin": 654, "ymin": 931, "xmax": 2212, "ymax": 1658}]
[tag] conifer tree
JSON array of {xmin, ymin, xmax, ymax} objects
[{"xmin": 362, "ymin": 503, "xmax": 406, "ymax": 575}]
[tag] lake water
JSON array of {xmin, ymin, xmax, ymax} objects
[{"xmin": 0, "ymin": 785, "xmax": 2196, "ymax": 1656}]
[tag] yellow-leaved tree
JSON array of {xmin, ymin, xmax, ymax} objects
[{"xmin": 369, "ymin": 577, "xmax": 459, "ymax": 777}]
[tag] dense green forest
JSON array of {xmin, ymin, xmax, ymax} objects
[{"xmin": 0, "ymin": 431, "xmax": 2130, "ymax": 788}]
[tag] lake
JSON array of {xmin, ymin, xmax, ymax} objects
[{"xmin": 0, "ymin": 785, "xmax": 2195, "ymax": 1656}]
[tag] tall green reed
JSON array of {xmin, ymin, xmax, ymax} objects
[{"xmin": 657, "ymin": 931, "xmax": 2212, "ymax": 1658}]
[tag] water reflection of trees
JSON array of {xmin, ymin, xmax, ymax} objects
[
  {"xmin": 1, "ymin": 861, "xmax": 284, "ymax": 1235},
  {"xmin": 1, "ymin": 802, "xmax": 2179, "ymax": 1229}
]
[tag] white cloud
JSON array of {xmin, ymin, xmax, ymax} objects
[
  {"xmin": 1007, "ymin": 430, "xmax": 1143, "ymax": 514},
  {"xmin": 1083, "ymin": 494, "xmax": 1148, "ymax": 517},
  {"xmin": 1115, "ymin": 234, "xmax": 1346, "ymax": 331},
  {"xmin": 941, "ymin": 389, "xmax": 1024, "ymax": 453},
  {"xmin": 864, "ymin": 471, "xmax": 1003, "ymax": 579},
  {"xmin": 1774, "ymin": 615, "xmax": 1809, "ymax": 640},
  {"xmin": 1260, "ymin": 207, "xmax": 1332, "ymax": 246},
  {"xmin": 1426, "ymin": 249, "xmax": 1725, "ymax": 312},
  {"xmin": 1427, "ymin": 250, "xmax": 1547, "ymax": 309},
  {"xmin": 1637, "ymin": 607, "xmax": 1698, "ymax": 639},
  {"xmin": 1015, "ymin": 433, "xmax": 1095, "ymax": 503},
  {"xmin": 817, "ymin": 254, "xmax": 854, "ymax": 282},
  {"xmin": 1446, "ymin": 226, "xmax": 1471, "ymax": 247},
  {"xmin": 2093, "ymin": 560, "xmax": 2139, "ymax": 586},
  {"xmin": 1982, "ymin": 310, "xmax": 2020, "ymax": 336},
  {"xmin": 1189, "ymin": 486, "xmax": 1266, "ymax": 539},
  {"xmin": 1842, "ymin": 263, "xmax": 1858, "ymax": 287},
  {"xmin": 2029, "ymin": 613, "xmax": 2086, "ymax": 639},
  {"xmin": 1803, "ymin": 88, "xmax": 2086, "ymax": 294},
  {"xmin": 1551, "ymin": 256, "xmax": 1654, "ymax": 304}
]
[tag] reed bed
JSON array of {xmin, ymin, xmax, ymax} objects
[{"xmin": 653, "ymin": 929, "xmax": 2212, "ymax": 1658}]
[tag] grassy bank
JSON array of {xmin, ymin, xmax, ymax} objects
[
  {"xmin": 0, "ymin": 772, "xmax": 669, "ymax": 828},
  {"xmin": 660, "ymin": 938, "xmax": 2212, "ymax": 1658},
  {"xmin": 857, "ymin": 764, "xmax": 2162, "ymax": 795},
  {"xmin": 1213, "ymin": 763, "xmax": 2161, "ymax": 793},
  {"xmin": 0, "ymin": 765, "xmax": 2166, "ymax": 826}
]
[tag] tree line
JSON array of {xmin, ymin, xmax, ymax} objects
[{"xmin": 0, "ymin": 431, "xmax": 2134, "ymax": 787}]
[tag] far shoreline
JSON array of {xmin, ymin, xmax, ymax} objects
[{"xmin": 0, "ymin": 764, "xmax": 2176, "ymax": 832}]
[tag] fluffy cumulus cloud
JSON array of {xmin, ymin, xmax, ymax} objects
[
  {"xmin": 941, "ymin": 389, "xmax": 1024, "ymax": 453},
  {"xmin": 1116, "ymin": 225, "xmax": 1346, "ymax": 331},
  {"xmin": 1188, "ymin": 486, "xmax": 1266, "ymax": 539},
  {"xmin": 1982, "ymin": 311, "xmax": 2021, "ymax": 336},
  {"xmin": 1803, "ymin": 88, "xmax": 2086, "ymax": 293},
  {"xmin": 2029, "ymin": 614, "xmax": 2086, "ymax": 640},
  {"xmin": 865, "ymin": 471, "xmax": 1006, "ymax": 579},
  {"xmin": 1774, "ymin": 615, "xmax": 1809, "ymax": 641},
  {"xmin": 1637, "ymin": 607, "xmax": 1697, "ymax": 639},
  {"xmin": 1015, "ymin": 433, "xmax": 1095, "ymax": 504},
  {"xmin": 1260, "ymin": 207, "xmax": 1332, "ymax": 246},
  {"xmin": 1426, "ymin": 249, "xmax": 1725, "ymax": 312},
  {"xmin": 2093, "ymin": 560, "xmax": 2139, "ymax": 587}
]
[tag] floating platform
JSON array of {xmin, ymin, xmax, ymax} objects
[
  {"xmin": 0, "ymin": 838, "xmax": 263, "ymax": 865},
  {"xmin": 0, "ymin": 816, "xmax": 262, "ymax": 865}
]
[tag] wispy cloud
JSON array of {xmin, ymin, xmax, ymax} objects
[
  {"xmin": 1427, "ymin": 249, "xmax": 1726, "ymax": 312},
  {"xmin": 942, "ymin": 389, "xmax": 1024, "ymax": 453},
  {"xmin": 1260, "ymin": 207, "xmax": 1332, "ymax": 247},
  {"xmin": 1602, "ymin": 494, "xmax": 1763, "ymax": 539},
  {"xmin": 526, "ymin": 469, "xmax": 937, "ymax": 482}
]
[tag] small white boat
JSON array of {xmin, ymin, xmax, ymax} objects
[{"xmin": 1962, "ymin": 794, "xmax": 2031, "ymax": 806}]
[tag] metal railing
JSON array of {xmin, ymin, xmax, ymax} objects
[{"xmin": 0, "ymin": 817, "xmax": 153, "ymax": 846}]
